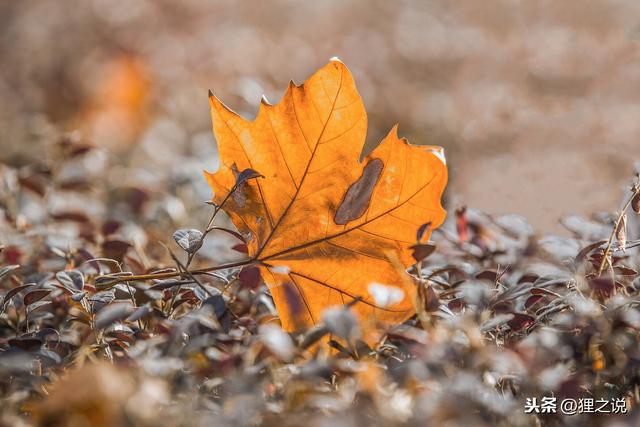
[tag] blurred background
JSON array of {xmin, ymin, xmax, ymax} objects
[{"xmin": 2, "ymin": 0, "xmax": 640, "ymax": 234}]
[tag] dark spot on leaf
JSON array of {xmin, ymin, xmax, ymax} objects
[
  {"xmin": 334, "ymin": 158, "xmax": 383, "ymax": 225},
  {"xmin": 231, "ymin": 164, "xmax": 264, "ymax": 208},
  {"xmin": 282, "ymin": 281, "xmax": 306, "ymax": 331}
]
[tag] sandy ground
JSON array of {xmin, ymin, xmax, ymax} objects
[{"xmin": 1, "ymin": 0, "xmax": 639, "ymax": 231}]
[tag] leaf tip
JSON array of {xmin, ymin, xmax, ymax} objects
[
  {"xmin": 260, "ymin": 94, "xmax": 272, "ymax": 106},
  {"xmin": 424, "ymin": 145, "xmax": 447, "ymax": 165}
]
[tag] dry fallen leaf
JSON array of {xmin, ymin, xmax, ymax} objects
[{"xmin": 205, "ymin": 59, "xmax": 447, "ymax": 341}]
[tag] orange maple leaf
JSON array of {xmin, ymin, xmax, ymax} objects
[{"xmin": 205, "ymin": 59, "xmax": 447, "ymax": 341}]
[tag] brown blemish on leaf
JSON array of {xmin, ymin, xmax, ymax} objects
[{"xmin": 334, "ymin": 158, "xmax": 383, "ymax": 225}]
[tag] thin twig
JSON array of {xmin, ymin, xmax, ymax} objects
[
  {"xmin": 96, "ymin": 258, "xmax": 254, "ymax": 289},
  {"xmin": 597, "ymin": 180, "xmax": 640, "ymax": 276},
  {"xmin": 164, "ymin": 243, "xmax": 215, "ymax": 299},
  {"xmin": 185, "ymin": 190, "xmax": 234, "ymax": 269}
]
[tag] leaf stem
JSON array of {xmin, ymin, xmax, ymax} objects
[{"xmin": 96, "ymin": 259, "xmax": 255, "ymax": 289}]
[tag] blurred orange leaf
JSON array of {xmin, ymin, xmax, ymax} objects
[{"xmin": 205, "ymin": 59, "xmax": 447, "ymax": 341}]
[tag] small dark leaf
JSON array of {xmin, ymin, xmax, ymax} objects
[
  {"xmin": 8, "ymin": 337, "xmax": 43, "ymax": 351},
  {"xmin": 27, "ymin": 300, "xmax": 51, "ymax": 312},
  {"xmin": 55, "ymin": 270, "xmax": 84, "ymax": 291},
  {"xmin": 422, "ymin": 283, "xmax": 439, "ymax": 312},
  {"xmin": 203, "ymin": 294, "xmax": 227, "ymax": 319},
  {"xmin": 118, "ymin": 186, "xmax": 150, "ymax": 214},
  {"xmin": 507, "ymin": 313, "xmax": 535, "ymax": 332},
  {"xmin": 102, "ymin": 240, "xmax": 132, "ymax": 262},
  {"xmin": 475, "ymin": 270, "xmax": 498, "ymax": 282},
  {"xmin": 1, "ymin": 283, "xmax": 36, "ymax": 310},
  {"xmin": 575, "ymin": 240, "xmax": 607, "ymax": 264},
  {"xmin": 614, "ymin": 265, "xmax": 638, "ymax": 276},
  {"xmin": 231, "ymin": 243, "xmax": 249, "ymax": 254},
  {"xmin": 589, "ymin": 277, "xmax": 617, "ymax": 298},
  {"xmin": 416, "ymin": 222, "xmax": 432, "ymax": 243},
  {"xmin": 37, "ymin": 348, "xmax": 62, "ymax": 365},
  {"xmin": 0, "ymin": 265, "xmax": 20, "ymax": 280},
  {"xmin": 632, "ymin": 189, "xmax": 640, "ymax": 214},
  {"xmin": 525, "ymin": 295, "xmax": 544, "ymax": 310},
  {"xmin": 203, "ymin": 294, "xmax": 230, "ymax": 332},
  {"xmin": 322, "ymin": 306, "xmax": 360, "ymax": 342},
  {"xmin": 517, "ymin": 274, "xmax": 539, "ymax": 284},
  {"xmin": 455, "ymin": 206, "xmax": 468, "ymax": 242},
  {"xmin": 95, "ymin": 302, "xmax": 135, "ymax": 330},
  {"xmin": 238, "ymin": 266, "xmax": 262, "ymax": 290},
  {"xmin": 2, "ymin": 247, "xmax": 22, "ymax": 265},
  {"xmin": 327, "ymin": 339, "xmax": 351, "ymax": 356},
  {"xmin": 410, "ymin": 243, "xmax": 436, "ymax": 263},
  {"xmin": 173, "ymin": 229, "xmax": 204, "ymax": 253},
  {"xmin": 530, "ymin": 287, "xmax": 557, "ymax": 296},
  {"xmin": 101, "ymin": 220, "xmax": 121, "ymax": 236},
  {"xmin": 88, "ymin": 290, "xmax": 116, "ymax": 305},
  {"xmin": 18, "ymin": 174, "xmax": 47, "ymax": 197},
  {"xmin": 23, "ymin": 289, "xmax": 52, "ymax": 306},
  {"xmin": 68, "ymin": 143, "xmax": 94, "ymax": 158},
  {"xmin": 448, "ymin": 298, "xmax": 464, "ymax": 311},
  {"xmin": 492, "ymin": 302, "xmax": 511, "ymax": 313},
  {"xmin": 70, "ymin": 292, "xmax": 87, "ymax": 302},
  {"xmin": 77, "ymin": 248, "xmax": 101, "ymax": 273},
  {"xmin": 299, "ymin": 325, "xmax": 330, "ymax": 349},
  {"xmin": 230, "ymin": 166, "xmax": 265, "ymax": 208},
  {"xmin": 50, "ymin": 211, "xmax": 90, "ymax": 223},
  {"xmin": 127, "ymin": 304, "xmax": 151, "ymax": 322},
  {"xmin": 234, "ymin": 167, "xmax": 264, "ymax": 187}
]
